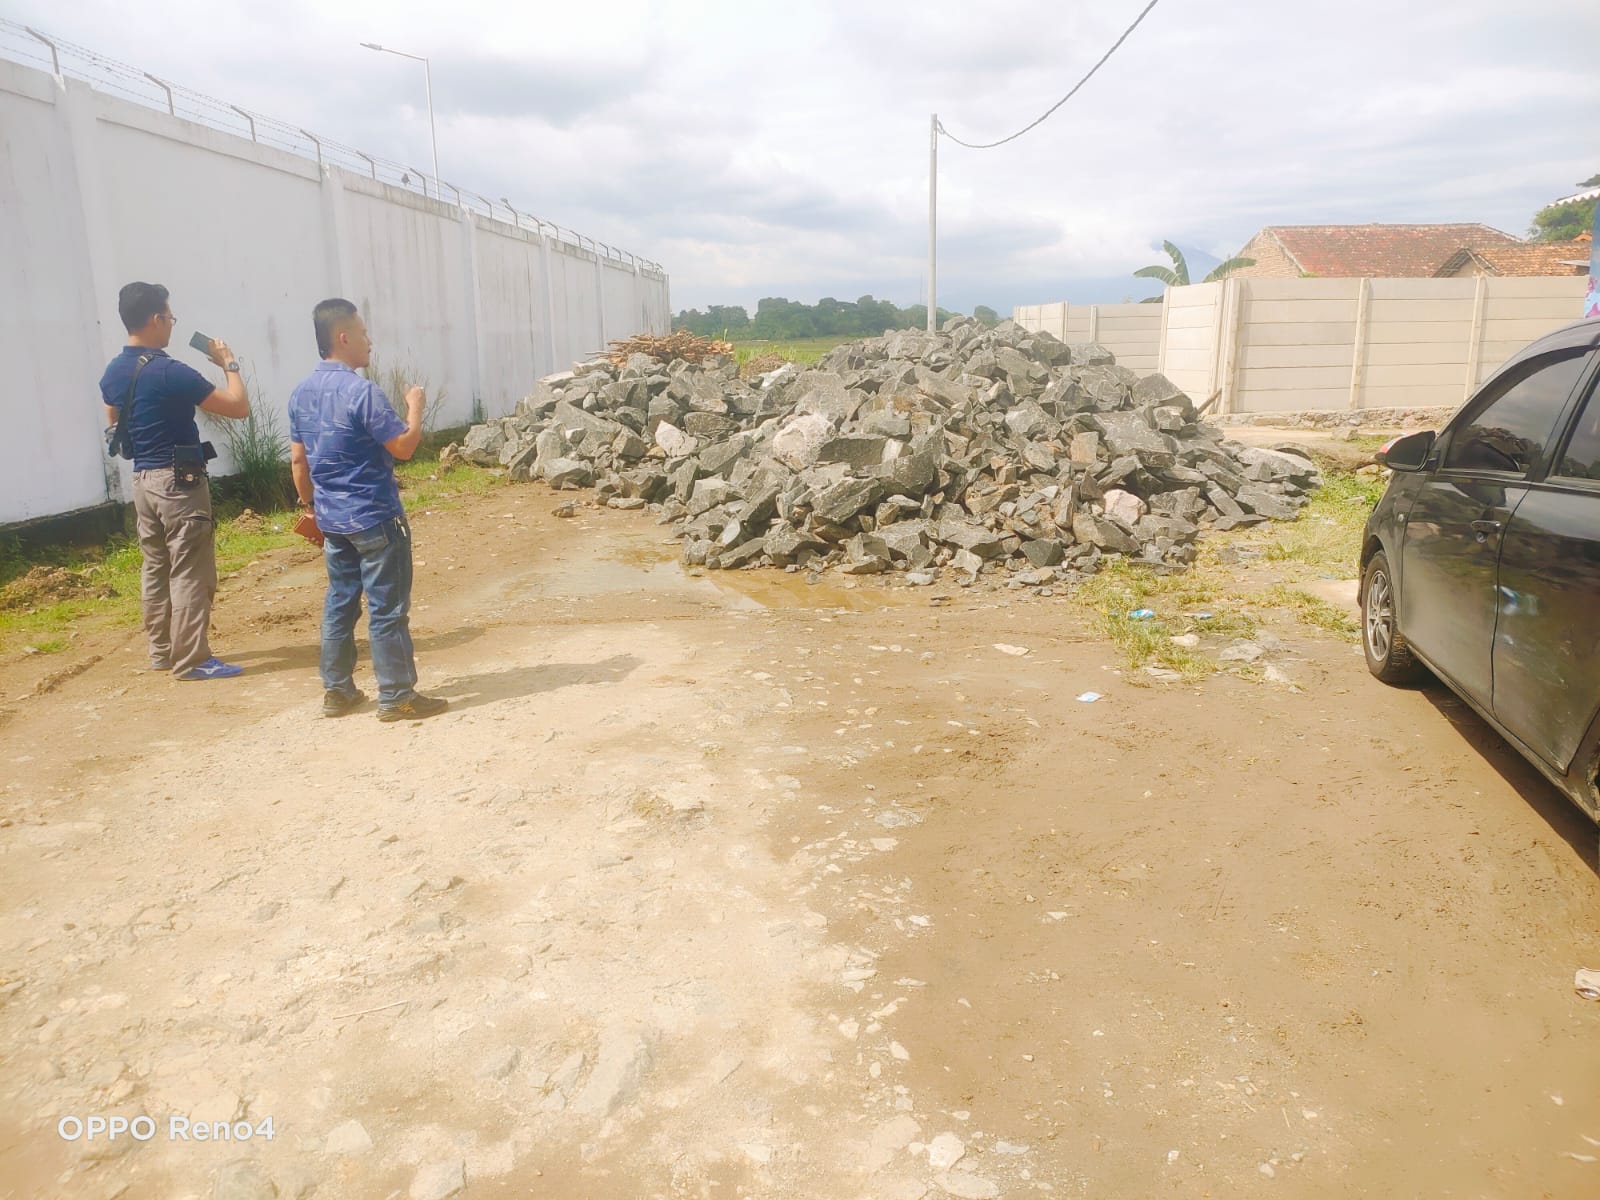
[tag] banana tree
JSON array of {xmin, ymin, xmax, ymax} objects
[{"xmin": 1134, "ymin": 241, "xmax": 1254, "ymax": 300}]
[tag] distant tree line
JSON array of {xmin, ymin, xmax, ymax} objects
[{"xmin": 673, "ymin": 296, "xmax": 1001, "ymax": 339}]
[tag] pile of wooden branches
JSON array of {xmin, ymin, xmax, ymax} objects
[{"xmin": 608, "ymin": 331, "xmax": 735, "ymax": 367}]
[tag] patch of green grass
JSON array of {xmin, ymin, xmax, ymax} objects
[
  {"xmin": 101, "ymin": 541, "xmax": 143, "ymax": 591},
  {"xmin": 393, "ymin": 423, "xmax": 507, "ymax": 510},
  {"xmin": 1260, "ymin": 584, "xmax": 1360, "ymax": 637},
  {"xmin": 0, "ymin": 543, "xmax": 142, "ymax": 648},
  {"xmin": 1069, "ymin": 558, "xmax": 1260, "ymax": 679},
  {"xmin": 215, "ymin": 518, "xmax": 302, "ymax": 574},
  {"xmin": 729, "ymin": 336, "xmax": 851, "ymax": 371},
  {"xmin": 1253, "ymin": 469, "xmax": 1385, "ymax": 575},
  {"xmin": 3, "ymin": 602, "xmax": 114, "ymax": 647},
  {"xmin": 395, "ymin": 458, "xmax": 505, "ymax": 510},
  {"xmin": 0, "ymin": 449, "xmax": 503, "ymax": 652},
  {"xmin": 1097, "ymin": 611, "xmax": 1213, "ymax": 680},
  {"xmin": 1077, "ymin": 557, "xmax": 1259, "ymax": 632}
]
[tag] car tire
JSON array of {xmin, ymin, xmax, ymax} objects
[{"xmin": 1362, "ymin": 550, "xmax": 1425, "ymax": 685}]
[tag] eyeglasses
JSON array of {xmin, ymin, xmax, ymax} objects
[{"xmin": 159, "ymin": 313, "xmax": 177, "ymax": 325}]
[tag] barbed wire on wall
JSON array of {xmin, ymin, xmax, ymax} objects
[{"xmin": 0, "ymin": 18, "xmax": 665, "ymax": 276}]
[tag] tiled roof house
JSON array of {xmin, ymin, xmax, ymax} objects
[
  {"xmin": 1230, "ymin": 223, "xmax": 1521, "ymax": 278},
  {"xmin": 1435, "ymin": 235, "xmax": 1591, "ymax": 278}
]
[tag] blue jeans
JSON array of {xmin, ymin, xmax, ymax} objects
[{"xmin": 320, "ymin": 516, "xmax": 418, "ymax": 707}]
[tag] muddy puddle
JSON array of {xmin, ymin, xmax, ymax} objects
[{"xmin": 495, "ymin": 527, "xmax": 928, "ymax": 614}]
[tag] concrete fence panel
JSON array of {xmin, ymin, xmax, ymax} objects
[
  {"xmin": 1156, "ymin": 282, "xmax": 1222, "ymax": 401},
  {"xmin": 1477, "ymin": 278, "xmax": 1589, "ymax": 388},
  {"xmin": 1012, "ymin": 301, "xmax": 1161, "ymax": 373},
  {"xmin": 1018, "ymin": 274, "xmax": 1587, "ymax": 419},
  {"xmin": 1357, "ymin": 278, "xmax": 1475, "ymax": 410},
  {"xmin": 1093, "ymin": 304, "xmax": 1163, "ymax": 373}
]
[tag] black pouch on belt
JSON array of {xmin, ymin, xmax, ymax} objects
[{"xmin": 173, "ymin": 444, "xmax": 207, "ymax": 488}]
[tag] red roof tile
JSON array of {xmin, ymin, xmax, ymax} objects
[
  {"xmin": 1435, "ymin": 240, "xmax": 1590, "ymax": 277},
  {"xmin": 1258, "ymin": 223, "xmax": 1520, "ymax": 277}
]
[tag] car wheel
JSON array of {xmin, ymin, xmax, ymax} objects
[{"xmin": 1362, "ymin": 550, "xmax": 1424, "ymax": 685}]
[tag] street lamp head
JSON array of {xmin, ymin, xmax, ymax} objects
[{"xmin": 360, "ymin": 42, "xmax": 384, "ymax": 51}]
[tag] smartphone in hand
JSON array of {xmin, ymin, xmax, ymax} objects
[{"xmin": 188, "ymin": 330, "xmax": 216, "ymax": 356}]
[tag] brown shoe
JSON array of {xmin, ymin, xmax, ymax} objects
[{"xmin": 376, "ymin": 694, "xmax": 449, "ymax": 723}]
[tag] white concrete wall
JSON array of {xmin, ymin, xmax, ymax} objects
[
  {"xmin": 1231, "ymin": 278, "xmax": 1362, "ymax": 412},
  {"xmin": 1474, "ymin": 277, "xmax": 1589, "ymax": 388},
  {"xmin": 0, "ymin": 64, "xmax": 118, "ymax": 526},
  {"xmin": 0, "ymin": 58, "xmax": 668, "ymax": 526},
  {"xmin": 1013, "ymin": 301, "xmax": 1162, "ymax": 372},
  {"xmin": 1017, "ymin": 276, "xmax": 1588, "ymax": 416},
  {"xmin": 1228, "ymin": 276, "xmax": 1587, "ymax": 414},
  {"xmin": 1156, "ymin": 283, "xmax": 1223, "ymax": 402}
]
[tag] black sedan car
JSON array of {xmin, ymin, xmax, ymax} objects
[{"xmin": 1360, "ymin": 316, "xmax": 1600, "ymax": 823}]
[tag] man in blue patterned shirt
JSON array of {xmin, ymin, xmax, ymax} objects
[{"xmin": 288, "ymin": 300, "xmax": 447, "ymax": 722}]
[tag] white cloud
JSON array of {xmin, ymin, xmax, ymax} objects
[{"xmin": 5, "ymin": 0, "xmax": 1596, "ymax": 315}]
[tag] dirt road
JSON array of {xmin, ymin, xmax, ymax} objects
[{"xmin": 2, "ymin": 485, "xmax": 1598, "ymax": 1199}]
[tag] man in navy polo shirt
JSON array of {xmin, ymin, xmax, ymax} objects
[
  {"xmin": 99, "ymin": 281, "xmax": 251, "ymax": 680},
  {"xmin": 288, "ymin": 299, "xmax": 447, "ymax": 722}
]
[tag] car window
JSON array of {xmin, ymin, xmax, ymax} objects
[
  {"xmin": 1555, "ymin": 381, "xmax": 1600, "ymax": 481},
  {"xmin": 1444, "ymin": 350, "xmax": 1589, "ymax": 475}
]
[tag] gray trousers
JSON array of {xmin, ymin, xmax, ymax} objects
[{"xmin": 132, "ymin": 469, "xmax": 218, "ymax": 675}]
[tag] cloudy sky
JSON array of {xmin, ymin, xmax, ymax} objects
[{"xmin": 3, "ymin": 0, "xmax": 1596, "ymax": 316}]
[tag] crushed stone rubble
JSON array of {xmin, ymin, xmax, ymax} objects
[{"xmin": 449, "ymin": 318, "xmax": 1321, "ymax": 585}]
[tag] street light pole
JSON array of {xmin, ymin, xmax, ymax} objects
[
  {"xmin": 928, "ymin": 113, "xmax": 937, "ymax": 334},
  {"xmin": 361, "ymin": 41, "xmax": 441, "ymax": 200},
  {"xmin": 421, "ymin": 56, "xmax": 440, "ymax": 198}
]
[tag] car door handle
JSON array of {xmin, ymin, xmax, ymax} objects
[{"xmin": 1471, "ymin": 519, "xmax": 1502, "ymax": 543}]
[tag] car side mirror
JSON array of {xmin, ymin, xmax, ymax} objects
[{"xmin": 1376, "ymin": 430, "xmax": 1436, "ymax": 472}]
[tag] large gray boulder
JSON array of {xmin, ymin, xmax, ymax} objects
[
  {"xmin": 771, "ymin": 413, "xmax": 833, "ymax": 470},
  {"xmin": 811, "ymin": 477, "xmax": 887, "ymax": 525},
  {"xmin": 460, "ymin": 423, "xmax": 507, "ymax": 466},
  {"xmin": 791, "ymin": 371, "xmax": 862, "ymax": 424},
  {"xmin": 542, "ymin": 457, "xmax": 593, "ymax": 489}
]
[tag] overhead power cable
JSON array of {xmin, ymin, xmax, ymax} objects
[{"xmin": 937, "ymin": 0, "xmax": 1161, "ymax": 149}]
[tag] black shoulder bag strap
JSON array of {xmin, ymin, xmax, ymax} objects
[{"xmin": 109, "ymin": 352, "xmax": 155, "ymax": 461}]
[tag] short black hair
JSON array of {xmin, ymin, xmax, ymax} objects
[
  {"xmin": 119, "ymin": 282, "xmax": 169, "ymax": 333},
  {"xmin": 313, "ymin": 298, "xmax": 359, "ymax": 358}
]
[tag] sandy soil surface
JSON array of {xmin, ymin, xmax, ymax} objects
[{"xmin": 2, "ymin": 482, "xmax": 1598, "ymax": 1200}]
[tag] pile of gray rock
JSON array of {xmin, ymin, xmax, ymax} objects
[{"xmin": 452, "ymin": 318, "xmax": 1320, "ymax": 583}]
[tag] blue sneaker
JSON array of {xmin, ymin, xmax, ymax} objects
[{"xmin": 177, "ymin": 657, "xmax": 244, "ymax": 681}]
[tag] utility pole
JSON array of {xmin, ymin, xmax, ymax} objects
[{"xmin": 928, "ymin": 113, "xmax": 938, "ymax": 334}]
